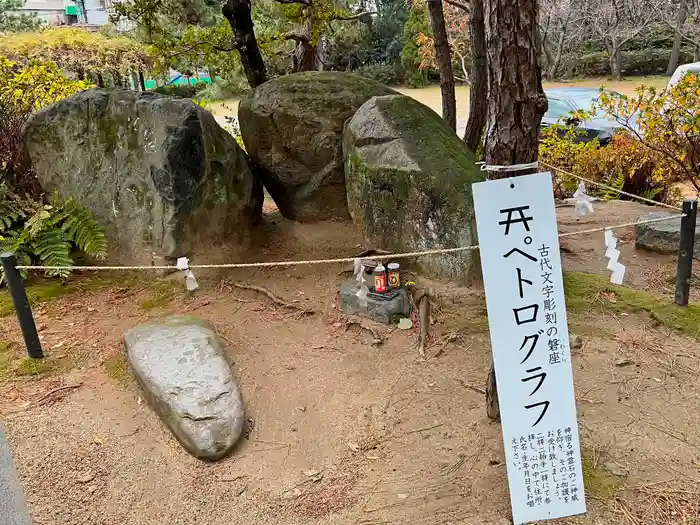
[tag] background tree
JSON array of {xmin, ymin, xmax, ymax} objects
[
  {"xmin": 0, "ymin": 0, "xmax": 42, "ymax": 32},
  {"xmin": 463, "ymin": 0, "xmax": 486, "ymax": 152},
  {"xmin": 426, "ymin": 0, "xmax": 456, "ymax": 130},
  {"xmin": 483, "ymin": 0, "xmax": 547, "ymax": 419}
]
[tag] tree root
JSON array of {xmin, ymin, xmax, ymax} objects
[
  {"xmin": 344, "ymin": 318, "xmax": 384, "ymax": 346},
  {"xmin": 230, "ymin": 282, "xmax": 313, "ymax": 316}
]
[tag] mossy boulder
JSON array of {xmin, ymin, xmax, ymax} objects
[
  {"xmin": 238, "ymin": 71, "xmax": 396, "ymax": 222},
  {"xmin": 23, "ymin": 89, "xmax": 262, "ymax": 265},
  {"xmin": 343, "ymin": 95, "xmax": 485, "ymax": 282}
]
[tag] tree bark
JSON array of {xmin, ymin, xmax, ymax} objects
[
  {"xmin": 427, "ymin": 0, "xmax": 457, "ymax": 131},
  {"xmin": 548, "ymin": 24, "xmax": 567, "ymax": 79},
  {"xmin": 97, "ymin": 72, "xmax": 104, "ymax": 88},
  {"xmin": 483, "ymin": 0, "xmax": 547, "ymax": 419},
  {"xmin": 139, "ymin": 70, "xmax": 147, "ymax": 91},
  {"xmin": 607, "ymin": 36, "xmax": 622, "ymax": 79},
  {"xmin": 222, "ymin": 0, "xmax": 268, "ymax": 88},
  {"xmin": 667, "ymin": 0, "xmax": 688, "ymax": 76},
  {"xmin": 463, "ymin": 0, "xmax": 487, "ymax": 151}
]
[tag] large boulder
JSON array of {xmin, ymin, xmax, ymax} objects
[
  {"xmin": 238, "ymin": 72, "xmax": 396, "ymax": 222},
  {"xmin": 23, "ymin": 89, "xmax": 262, "ymax": 265},
  {"xmin": 343, "ymin": 95, "xmax": 485, "ymax": 282},
  {"xmin": 124, "ymin": 317, "xmax": 245, "ymax": 461},
  {"xmin": 635, "ymin": 211, "xmax": 700, "ymax": 258}
]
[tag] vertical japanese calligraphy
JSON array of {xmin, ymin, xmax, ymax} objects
[{"xmin": 472, "ymin": 172, "xmax": 586, "ymax": 525}]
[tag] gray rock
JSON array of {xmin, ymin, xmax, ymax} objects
[
  {"xmin": 24, "ymin": 89, "xmax": 262, "ymax": 265},
  {"xmin": 635, "ymin": 211, "xmax": 700, "ymax": 258},
  {"xmin": 124, "ymin": 317, "xmax": 245, "ymax": 461},
  {"xmin": 339, "ymin": 279, "xmax": 411, "ymax": 325},
  {"xmin": 238, "ymin": 72, "xmax": 395, "ymax": 222},
  {"xmin": 343, "ymin": 95, "xmax": 485, "ymax": 282}
]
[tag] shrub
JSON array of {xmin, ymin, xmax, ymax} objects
[
  {"xmin": 0, "ymin": 184, "xmax": 107, "ymax": 281},
  {"xmin": 152, "ymin": 82, "xmax": 208, "ymax": 99},
  {"xmin": 0, "ymin": 57, "xmax": 91, "ymax": 197},
  {"xmin": 352, "ymin": 62, "xmax": 401, "ymax": 85},
  {"xmin": 558, "ymin": 48, "xmax": 696, "ymax": 78},
  {"xmin": 539, "ymin": 124, "xmax": 672, "ymax": 202},
  {"xmin": 598, "ymin": 73, "xmax": 700, "ymax": 192}
]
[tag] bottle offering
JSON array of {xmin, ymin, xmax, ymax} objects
[
  {"xmin": 374, "ymin": 263, "xmax": 388, "ymax": 293},
  {"xmin": 387, "ymin": 262, "xmax": 400, "ymax": 288}
]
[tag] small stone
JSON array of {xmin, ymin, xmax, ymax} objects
[
  {"xmin": 290, "ymin": 423, "xmax": 298, "ymax": 432},
  {"xmin": 570, "ymin": 335, "xmax": 583, "ymax": 350},
  {"xmin": 603, "ymin": 461, "xmax": 627, "ymax": 477},
  {"xmin": 296, "ymin": 405, "xmax": 307, "ymax": 412},
  {"xmin": 76, "ymin": 471, "xmax": 95, "ymax": 484}
]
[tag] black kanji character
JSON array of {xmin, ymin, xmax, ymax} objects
[
  {"xmin": 548, "ymin": 338, "xmax": 560, "ymax": 352},
  {"xmin": 539, "ymin": 244, "xmax": 550, "ymax": 257},
  {"xmin": 504, "ymin": 248, "xmax": 537, "ymax": 263},
  {"xmin": 542, "ymin": 285, "xmax": 555, "ymax": 298},
  {"xmin": 519, "ymin": 330, "xmax": 543, "ymax": 363},
  {"xmin": 544, "ymin": 298, "xmax": 556, "ymax": 311},
  {"xmin": 514, "ymin": 304, "xmax": 539, "ymax": 325},
  {"xmin": 516, "ymin": 268, "xmax": 533, "ymax": 298},
  {"xmin": 525, "ymin": 400, "xmax": 551, "ymax": 427},
  {"xmin": 499, "ymin": 206, "xmax": 534, "ymax": 235},
  {"xmin": 522, "ymin": 367, "xmax": 547, "ymax": 396},
  {"xmin": 541, "ymin": 272, "xmax": 553, "ymax": 285},
  {"xmin": 549, "ymin": 352, "xmax": 561, "ymax": 365},
  {"xmin": 540, "ymin": 258, "xmax": 552, "ymax": 271},
  {"xmin": 545, "ymin": 311, "xmax": 557, "ymax": 324}
]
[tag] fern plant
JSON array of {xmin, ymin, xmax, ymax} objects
[
  {"xmin": 600, "ymin": 171, "xmax": 626, "ymax": 201},
  {"xmin": 0, "ymin": 185, "xmax": 107, "ymax": 282}
]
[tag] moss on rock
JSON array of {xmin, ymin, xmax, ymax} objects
[{"xmin": 343, "ymin": 94, "xmax": 485, "ymax": 282}]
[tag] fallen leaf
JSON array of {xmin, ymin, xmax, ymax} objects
[
  {"xmin": 366, "ymin": 455, "xmax": 381, "ymax": 460},
  {"xmin": 347, "ymin": 442, "xmax": 359, "ymax": 452},
  {"xmin": 398, "ymin": 318, "xmax": 413, "ymax": 330},
  {"xmin": 87, "ymin": 307, "xmax": 96, "ymax": 312},
  {"xmin": 137, "ymin": 396, "xmax": 143, "ymax": 405},
  {"xmin": 93, "ymin": 438, "xmax": 103, "ymax": 445},
  {"xmin": 615, "ymin": 358, "xmax": 633, "ymax": 367},
  {"xmin": 652, "ymin": 377, "xmax": 662, "ymax": 382},
  {"xmin": 296, "ymin": 406, "xmax": 307, "ymax": 412},
  {"xmin": 397, "ymin": 493, "xmax": 409, "ymax": 499}
]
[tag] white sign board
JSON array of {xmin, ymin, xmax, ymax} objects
[{"xmin": 472, "ymin": 172, "xmax": 586, "ymax": 525}]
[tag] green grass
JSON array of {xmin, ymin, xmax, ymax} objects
[
  {"xmin": 14, "ymin": 356, "xmax": 61, "ymax": 376},
  {"xmin": 139, "ymin": 279, "xmax": 180, "ymax": 310},
  {"xmin": 0, "ymin": 277, "xmax": 120, "ymax": 317},
  {"xmin": 564, "ymin": 272, "xmax": 700, "ymax": 338},
  {"xmin": 581, "ymin": 450, "xmax": 624, "ymax": 501},
  {"xmin": 104, "ymin": 353, "xmax": 132, "ymax": 386}
]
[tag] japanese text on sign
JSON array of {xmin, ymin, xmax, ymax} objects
[{"xmin": 472, "ymin": 172, "xmax": 586, "ymax": 525}]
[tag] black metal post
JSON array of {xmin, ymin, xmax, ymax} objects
[
  {"xmin": 675, "ymin": 199, "xmax": 697, "ymax": 307},
  {"xmin": 0, "ymin": 253, "xmax": 43, "ymax": 358}
]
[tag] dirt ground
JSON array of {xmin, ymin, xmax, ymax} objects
[{"xmin": 2, "ymin": 199, "xmax": 700, "ymax": 525}]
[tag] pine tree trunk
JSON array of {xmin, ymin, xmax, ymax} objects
[
  {"xmin": 139, "ymin": 71, "xmax": 146, "ymax": 91},
  {"xmin": 483, "ymin": 0, "xmax": 547, "ymax": 419},
  {"xmin": 222, "ymin": 0, "xmax": 268, "ymax": 88},
  {"xmin": 463, "ymin": 0, "xmax": 487, "ymax": 152},
  {"xmin": 427, "ymin": 0, "xmax": 456, "ymax": 131},
  {"xmin": 667, "ymin": 0, "xmax": 688, "ymax": 76}
]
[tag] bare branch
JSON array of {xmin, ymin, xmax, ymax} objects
[
  {"xmin": 331, "ymin": 11, "xmax": 377, "ymax": 20},
  {"xmin": 444, "ymin": 0, "xmax": 469, "ymax": 12},
  {"xmin": 273, "ymin": 0, "xmax": 312, "ymax": 5}
]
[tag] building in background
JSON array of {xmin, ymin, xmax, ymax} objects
[{"xmin": 17, "ymin": 0, "xmax": 110, "ymax": 26}]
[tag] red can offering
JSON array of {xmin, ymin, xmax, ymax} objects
[{"xmin": 374, "ymin": 263, "xmax": 388, "ymax": 293}]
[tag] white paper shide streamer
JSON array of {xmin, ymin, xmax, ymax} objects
[
  {"xmin": 353, "ymin": 258, "xmax": 369, "ymax": 306},
  {"xmin": 573, "ymin": 182, "xmax": 595, "ymax": 217},
  {"xmin": 176, "ymin": 257, "xmax": 199, "ymax": 291},
  {"xmin": 604, "ymin": 229, "xmax": 625, "ymax": 285}
]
